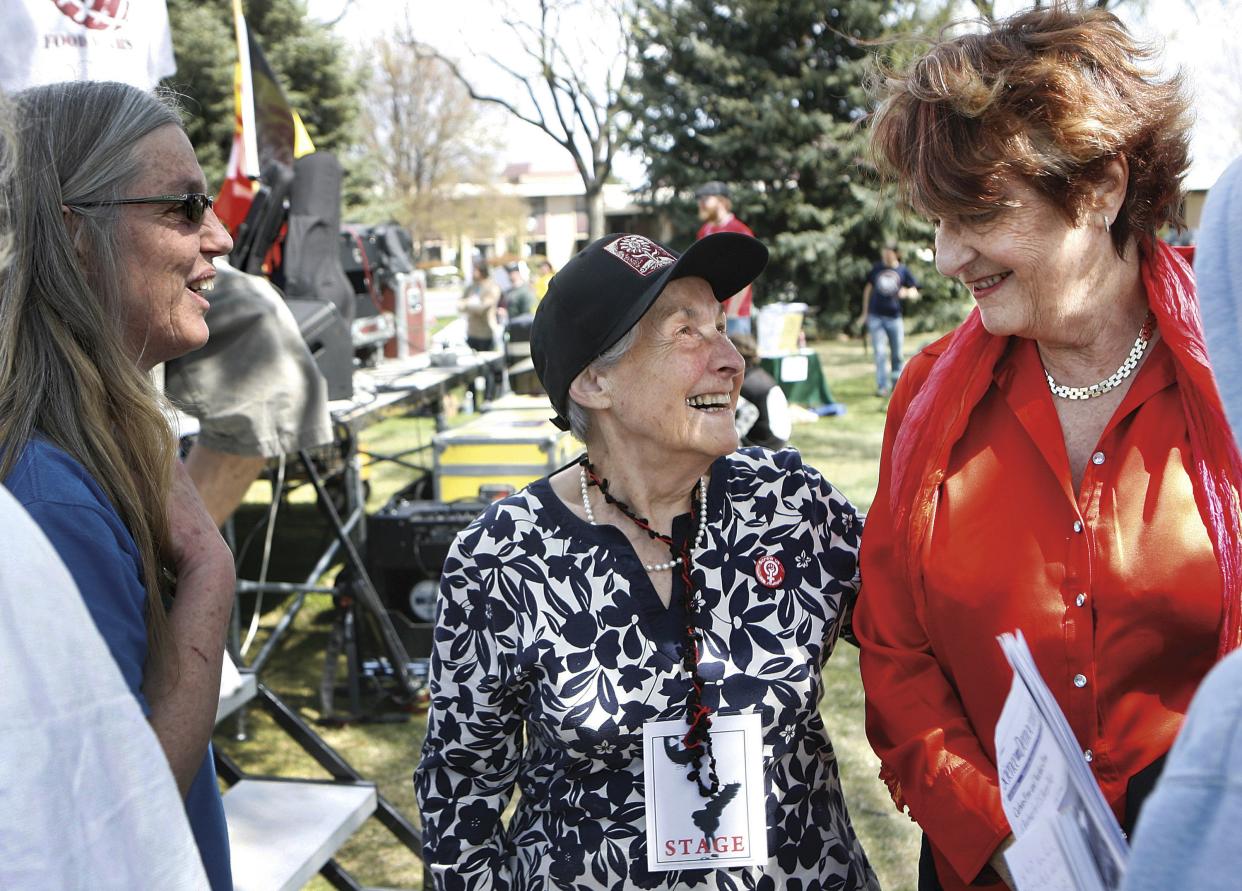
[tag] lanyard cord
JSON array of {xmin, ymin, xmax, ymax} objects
[{"xmin": 582, "ymin": 457, "xmax": 720, "ymax": 797}]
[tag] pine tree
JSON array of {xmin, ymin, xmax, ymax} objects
[
  {"xmin": 162, "ymin": 0, "xmax": 359, "ymax": 193},
  {"xmin": 628, "ymin": 0, "xmax": 958, "ymax": 331}
]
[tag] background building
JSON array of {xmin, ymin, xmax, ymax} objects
[{"xmin": 418, "ymin": 161, "xmax": 659, "ymax": 272}]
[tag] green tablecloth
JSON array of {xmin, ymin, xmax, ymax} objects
[{"xmin": 760, "ymin": 350, "xmax": 835, "ymax": 408}]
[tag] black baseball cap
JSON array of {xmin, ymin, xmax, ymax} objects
[
  {"xmin": 695, "ymin": 181, "xmax": 731, "ymax": 199},
  {"xmin": 531, "ymin": 232, "xmax": 768, "ymax": 431}
]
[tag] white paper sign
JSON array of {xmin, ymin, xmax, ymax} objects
[
  {"xmin": 778, "ymin": 355, "xmax": 809, "ymax": 383},
  {"xmin": 995, "ymin": 674, "xmax": 1070, "ymax": 835},
  {"xmin": 995, "ymin": 631, "xmax": 1129, "ymax": 891},
  {"xmin": 1005, "ymin": 818, "xmax": 1079, "ymax": 891},
  {"xmin": 643, "ymin": 713, "xmax": 767, "ymax": 871}
]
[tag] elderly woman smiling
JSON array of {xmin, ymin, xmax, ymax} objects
[
  {"xmin": 855, "ymin": 7, "xmax": 1242, "ymax": 891},
  {"xmin": 0, "ymin": 82, "xmax": 236, "ymax": 889},
  {"xmin": 415, "ymin": 232, "xmax": 877, "ymax": 889}
]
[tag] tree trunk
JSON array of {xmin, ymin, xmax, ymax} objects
[{"xmin": 586, "ymin": 187, "xmax": 606, "ymax": 242}]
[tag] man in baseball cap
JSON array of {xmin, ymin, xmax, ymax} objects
[
  {"xmin": 531, "ymin": 232, "xmax": 768, "ymax": 432},
  {"xmin": 694, "ymin": 181, "xmax": 731, "ymax": 201},
  {"xmin": 693, "ymin": 183, "xmax": 757, "ymax": 335}
]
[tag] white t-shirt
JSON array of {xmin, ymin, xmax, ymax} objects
[
  {"xmin": 0, "ymin": 0, "xmax": 176, "ymax": 93},
  {"xmin": 0, "ymin": 484, "xmax": 207, "ymax": 890}
]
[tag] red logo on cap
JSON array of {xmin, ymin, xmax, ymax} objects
[
  {"xmin": 603, "ymin": 235, "xmax": 676, "ymax": 276},
  {"xmin": 52, "ymin": 0, "xmax": 130, "ymax": 30},
  {"xmin": 755, "ymin": 555, "xmax": 785, "ymax": 588}
]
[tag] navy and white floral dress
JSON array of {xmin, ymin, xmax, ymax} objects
[{"xmin": 414, "ymin": 447, "xmax": 878, "ymax": 890}]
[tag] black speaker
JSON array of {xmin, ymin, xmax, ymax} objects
[
  {"xmin": 365, "ymin": 496, "xmax": 488, "ymax": 618},
  {"xmin": 286, "ymin": 299, "xmax": 353, "ymax": 401},
  {"xmin": 384, "ymin": 610, "xmax": 435, "ymax": 661},
  {"xmin": 283, "ymin": 153, "xmax": 355, "ymax": 327}
]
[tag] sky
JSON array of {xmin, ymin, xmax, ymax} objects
[
  {"xmin": 305, "ymin": 0, "xmax": 1241, "ymax": 191},
  {"xmin": 306, "ymin": 0, "xmax": 598, "ymax": 174},
  {"xmin": 1058, "ymin": 0, "xmax": 1241, "ymax": 188}
]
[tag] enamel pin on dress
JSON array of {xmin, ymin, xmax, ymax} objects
[{"xmin": 755, "ymin": 555, "xmax": 785, "ymax": 587}]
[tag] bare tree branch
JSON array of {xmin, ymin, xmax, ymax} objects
[
  {"xmin": 358, "ymin": 24, "xmax": 522, "ymax": 254},
  {"xmin": 319, "ymin": 0, "xmax": 355, "ymax": 27},
  {"xmin": 406, "ymin": 0, "xmax": 635, "ymax": 240}
]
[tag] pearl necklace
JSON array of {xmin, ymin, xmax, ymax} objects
[
  {"xmin": 579, "ymin": 465, "xmax": 708, "ymax": 572},
  {"xmin": 1044, "ymin": 312, "xmax": 1156, "ymax": 400}
]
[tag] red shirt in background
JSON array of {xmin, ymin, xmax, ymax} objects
[
  {"xmin": 698, "ymin": 215, "xmax": 755, "ymax": 319},
  {"xmin": 856, "ymin": 335, "xmax": 1222, "ymax": 890}
]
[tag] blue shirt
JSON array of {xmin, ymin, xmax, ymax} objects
[
  {"xmin": 866, "ymin": 262, "xmax": 918, "ymax": 318},
  {"xmin": 1198, "ymin": 154, "xmax": 1242, "ymax": 435},
  {"xmin": 1123, "ymin": 648, "xmax": 1242, "ymax": 891},
  {"xmin": 5, "ymin": 438, "xmax": 232, "ymax": 891}
]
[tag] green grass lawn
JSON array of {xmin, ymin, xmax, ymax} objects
[{"xmin": 215, "ymin": 332, "xmax": 947, "ymax": 890}]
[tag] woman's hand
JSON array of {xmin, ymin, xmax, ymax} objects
[
  {"xmin": 166, "ymin": 457, "xmax": 234, "ymax": 583},
  {"xmin": 145, "ymin": 459, "xmax": 236, "ymax": 796}
]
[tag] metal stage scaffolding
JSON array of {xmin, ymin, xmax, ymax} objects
[{"xmin": 227, "ymin": 348, "xmax": 508, "ymax": 722}]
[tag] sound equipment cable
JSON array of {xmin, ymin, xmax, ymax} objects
[{"xmin": 241, "ymin": 453, "xmax": 286, "ymax": 657}]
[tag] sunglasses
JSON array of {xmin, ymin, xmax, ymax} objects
[{"xmin": 73, "ymin": 192, "xmax": 214, "ymax": 224}]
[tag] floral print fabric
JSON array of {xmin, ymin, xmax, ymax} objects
[{"xmin": 414, "ymin": 447, "xmax": 878, "ymax": 890}]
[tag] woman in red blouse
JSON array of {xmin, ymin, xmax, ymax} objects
[{"xmin": 855, "ymin": 7, "xmax": 1242, "ymax": 890}]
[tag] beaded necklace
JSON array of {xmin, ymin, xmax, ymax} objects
[
  {"xmin": 579, "ymin": 456, "xmax": 720, "ymax": 797},
  {"xmin": 579, "ymin": 465, "xmax": 708, "ymax": 570}
]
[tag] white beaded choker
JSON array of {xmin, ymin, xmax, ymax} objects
[
  {"xmin": 579, "ymin": 466, "xmax": 708, "ymax": 572},
  {"xmin": 1044, "ymin": 312, "xmax": 1156, "ymax": 401}
]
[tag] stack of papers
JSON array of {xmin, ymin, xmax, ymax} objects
[{"xmin": 994, "ymin": 631, "xmax": 1129, "ymax": 891}]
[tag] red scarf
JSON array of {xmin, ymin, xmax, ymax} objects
[{"xmin": 888, "ymin": 240, "xmax": 1242, "ymax": 658}]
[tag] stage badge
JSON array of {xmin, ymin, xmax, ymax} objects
[{"xmin": 642, "ymin": 713, "xmax": 768, "ymax": 871}]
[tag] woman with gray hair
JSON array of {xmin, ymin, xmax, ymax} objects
[
  {"xmin": 0, "ymin": 81, "xmax": 236, "ymax": 889},
  {"xmin": 415, "ymin": 232, "xmax": 876, "ymax": 889}
]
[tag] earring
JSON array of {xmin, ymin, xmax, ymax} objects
[{"xmin": 1101, "ymin": 213, "xmax": 1112, "ymax": 233}]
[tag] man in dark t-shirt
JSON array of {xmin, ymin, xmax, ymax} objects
[{"xmin": 856, "ymin": 245, "xmax": 919, "ymax": 396}]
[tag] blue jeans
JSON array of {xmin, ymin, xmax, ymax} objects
[{"xmin": 867, "ymin": 314, "xmax": 904, "ymax": 393}]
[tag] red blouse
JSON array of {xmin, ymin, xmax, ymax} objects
[{"xmin": 856, "ymin": 335, "xmax": 1222, "ymax": 890}]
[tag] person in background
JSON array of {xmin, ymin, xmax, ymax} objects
[
  {"xmin": 415, "ymin": 232, "xmax": 876, "ymax": 889},
  {"xmin": 854, "ymin": 8, "xmax": 1242, "ymax": 891},
  {"xmin": 459, "ymin": 258, "xmax": 501, "ymax": 352},
  {"xmin": 1195, "ymin": 157, "xmax": 1242, "ymax": 436},
  {"xmin": 729, "ymin": 332, "xmax": 791, "ymax": 451},
  {"xmin": 501, "ymin": 262, "xmax": 537, "ymax": 360},
  {"xmin": 0, "ymin": 81, "xmax": 237, "ymax": 889},
  {"xmin": 856, "ymin": 245, "xmax": 920, "ymax": 396},
  {"xmin": 503, "ymin": 262, "xmax": 536, "ymax": 318},
  {"xmin": 1121, "ymin": 154, "xmax": 1242, "ymax": 891},
  {"xmin": 531, "ymin": 257, "xmax": 554, "ymax": 304},
  {"xmin": 696, "ymin": 181, "xmax": 756, "ymax": 335}
]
